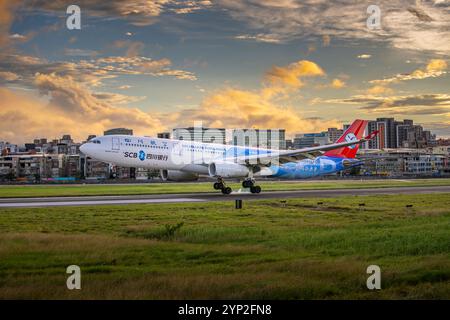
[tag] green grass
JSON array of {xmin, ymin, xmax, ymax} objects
[
  {"xmin": 0, "ymin": 193, "xmax": 449, "ymax": 299},
  {"xmin": 1, "ymin": 178, "xmax": 450, "ymax": 198}
]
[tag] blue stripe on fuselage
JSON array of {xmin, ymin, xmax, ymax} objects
[{"xmin": 270, "ymin": 156, "xmax": 361, "ymax": 179}]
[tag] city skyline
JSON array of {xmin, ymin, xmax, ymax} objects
[
  {"xmin": 0, "ymin": 1, "xmax": 449, "ymax": 144},
  {"xmin": 1, "ymin": 116, "xmax": 443, "ymax": 151}
]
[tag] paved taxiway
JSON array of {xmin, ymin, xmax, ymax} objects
[{"xmin": 0, "ymin": 185, "xmax": 449, "ymax": 208}]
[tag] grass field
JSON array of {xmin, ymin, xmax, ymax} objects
[
  {"xmin": 1, "ymin": 178, "xmax": 450, "ymax": 198},
  {"xmin": 0, "ymin": 193, "xmax": 449, "ymax": 299}
]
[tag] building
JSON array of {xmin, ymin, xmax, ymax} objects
[
  {"xmin": 232, "ymin": 129, "xmax": 286, "ymax": 149},
  {"xmin": 433, "ymin": 146, "xmax": 450, "ymax": 155},
  {"xmin": 358, "ymin": 148, "xmax": 450, "ymax": 177},
  {"xmin": 291, "ymin": 126, "xmax": 349, "ymax": 149},
  {"xmin": 364, "ymin": 118, "xmax": 435, "ymax": 149},
  {"xmin": 398, "ymin": 121, "xmax": 435, "ymax": 148},
  {"xmin": 0, "ymin": 154, "xmax": 68, "ymax": 181},
  {"xmin": 81, "ymin": 157, "xmax": 109, "ymax": 180},
  {"xmin": 396, "ymin": 123, "xmax": 411, "ymax": 148},
  {"xmin": 0, "ymin": 117, "xmax": 445, "ymax": 182},
  {"xmin": 365, "ymin": 118, "xmax": 397, "ymax": 149},
  {"xmin": 104, "ymin": 128, "xmax": 133, "ymax": 136},
  {"xmin": 293, "ymin": 132, "xmax": 328, "ymax": 148},
  {"xmin": 63, "ymin": 155, "xmax": 81, "ymax": 178},
  {"xmin": 376, "ymin": 118, "xmax": 396, "ymax": 148},
  {"xmin": 434, "ymin": 138, "xmax": 450, "ymax": 146},
  {"xmin": 327, "ymin": 128, "xmax": 343, "ymax": 143},
  {"xmin": 173, "ymin": 127, "xmax": 226, "ymax": 144},
  {"xmin": 24, "ymin": 143, "xmax": 36, "ymax": 152},
  {"xmin": 60, "ymin": 135, "xmax": 73, "ymax": 144},
  {"xmin": 367, "ymin": 119, "xmax": 387, "ymax": 149},
  {"xmin": 157, "ymin": 132, "xmax": 171, "ymax": 139},
  {"xmin": 285, "ymin": 139, "xmax": 294, "ymax": 150}
]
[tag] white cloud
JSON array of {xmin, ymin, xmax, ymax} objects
[
  {"xmin": 220, "ymin": 0, "xmax": 450, "ymax": 56},
  {"xmin": 370, "ymin": 59, "xmax": 448, "ymax": 85},
  {"xmin": 9, "ymin": 33, "xmax": 26, "ymax": 39},
  {"xmin": 22, "ymin": 0, "xmax": 213, "ymax": 26},
  {"xmin": 0, "ymin": 54, "xmax": 197, "ymax": 89},
  {"xmin": 321, "ymin": 93, "xmax": 450, "ymax": 116},
  {"xmin": 0, "ymin": 71, "xmax": 19, "ymax": 81},
  {"xmin": 64, "ymin": 48, "xmax": 99, "ymax": 57},
  {"xmin": 235, "ymin": 34, "xmax": 282, "ymax": 43}
]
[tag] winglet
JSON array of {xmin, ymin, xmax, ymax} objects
[{"xmin": 364, "ymin": 130, "xmax": 379, "ymax": 140}]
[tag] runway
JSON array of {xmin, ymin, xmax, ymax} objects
[{"xmin": 0, "ymin": 185, "xmax": 449, "ymax": 208}]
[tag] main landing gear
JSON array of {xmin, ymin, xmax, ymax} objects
[
  {"xmin": 213, "ymin": 177, "xmax": 262, "ymax": 195},
  {"xmin": 213, "ymin": 177, "xmax": 232, "ymax": 194},
  {"xmin": 242, "ymin": 178, "xmax": 261, "ymax": 194}
]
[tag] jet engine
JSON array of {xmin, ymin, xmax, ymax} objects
[
  {"xmin": 208, "ymin": 161, "xmax": 250, "ymax": 178},
  {"xmin": 160, "ymin": 170, "xmax": 198, "ymax": 182}
]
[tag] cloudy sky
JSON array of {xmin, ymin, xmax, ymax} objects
[{"xmin": 0, "ymin": 0, "xmax": 449, "ymax": 143}]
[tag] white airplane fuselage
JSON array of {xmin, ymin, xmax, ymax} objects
[
  {"xmin": 80, "ymin": 135, "xmax": 273, "ymax": 175},
  {"xmin": 80, "ymin": 134, "xmax": 361, "ymax": 180}
]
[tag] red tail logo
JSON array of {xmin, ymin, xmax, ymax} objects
[{"xmin": 324, "ymin": 119, "xmax": 368, "ymax": 159}]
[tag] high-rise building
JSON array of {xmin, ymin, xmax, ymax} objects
[
  {"xmin": 365, "ymin": 118, "xmax": 434, "ymax": 149},
  {"xmin": 367, "ymin": 120, "xmax": 388, "ymax": 149},
  {"xmin": 232, "ymin": 129, "xmax": 286, "ymax": 149},
  {"xmin": 376, "ymin": 118, "xmax": 396, "ymax": 148},
  {"xmin": 396, "ymin": 121, "xmax": 412, "ymax": 148},
  {"xmin": 172, "ymin": 127, "xmax": 226, "ymax": 144},
  {"xmin": 104, "ymin": 128, "xmax": 133, "ymax": 136}
]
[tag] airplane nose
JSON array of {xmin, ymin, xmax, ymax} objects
[{"xmin": 80, "ymin": 143, "xmax": 88, "ymax": 155}]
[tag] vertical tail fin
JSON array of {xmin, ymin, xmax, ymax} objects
[{"xmin": 324, "ymin": 119, "xmax": 368, "ymax": 159}]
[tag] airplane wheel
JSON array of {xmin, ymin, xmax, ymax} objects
[
  {"xmin": 222, "ymin": 187, "xmax": 232, "ymax": 195},
  {"xmin": 213, "ymin": 182, "xmax": 222, "ymax": 190},
  {"xmin": 242, "ymin": 180, "xmax": 253, "ymax": 188},
  {"xmin": 250, "ymin": 186, "xmax": 261, "ymax": 194}
]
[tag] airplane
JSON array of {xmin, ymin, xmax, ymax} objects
[{"xmin": 80, "ymin": 119, "xmax": 378, "ymax": 194}]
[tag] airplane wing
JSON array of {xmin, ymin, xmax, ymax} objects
[{"xmin": 224, "ymin": 131, "xmax": 379, "ymax": 165}]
